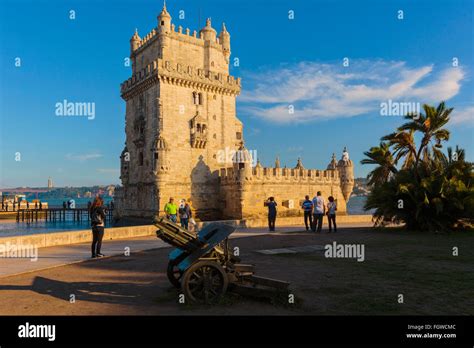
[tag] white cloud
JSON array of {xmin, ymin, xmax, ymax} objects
[
  {"xmin": 240, "ymin": 60, "xmax": 466, "ymax": 123},
  {"xmin": 450, "ymin": 106, "xmax": 474, "ymax": 126},
  {"xmin": 66, "ymin": 153, "xmax": 103, "ymax": 161}
]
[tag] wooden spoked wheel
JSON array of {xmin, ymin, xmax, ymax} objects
[{"xmin": 181, "ymin": 261, "xmax": 228, "ymax": 304}]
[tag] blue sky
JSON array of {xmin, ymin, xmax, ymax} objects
[{"xmin": 1, "ymin": 0, "xmax": 473, "ymax": 187}]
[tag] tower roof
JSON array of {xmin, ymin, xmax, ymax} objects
[
  {"xmin": 294, "ymin": 157, "xmax": 305, "ymax": 170},
  {"xmin": 327, "ymin": 153, "xmax": 337, "ymax": 170},
  {"xmin": 338, "ymin": 147, "xmax": 353, "ymax": 166},
  {"xmin": 219, "ymin": 22, "xmax": 230, "ymax": 36},
  {"xmin": 233, "ymin": 142, "xmax": 253, "ymax": 164},
  {"xmin": 200, "ymin": 18, "xmax": 217, "ymax": 35},
  {"xmin": 130, "ymin": 28, "xmax": 141, "ymax": 42},
  {"xmin": 274, "ymin": 156, "xmax": 281, "ymax": 169},
  {"xmin": 158, "ymin": 1, "xmax": 171, "ymax": 19}
]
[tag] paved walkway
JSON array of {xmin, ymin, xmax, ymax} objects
[{"xmin": 0, "ymin": 222, "xmax": 371, "ymax": 278}]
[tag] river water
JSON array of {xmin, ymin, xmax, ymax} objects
[{"xmin": 0, "ymin": 196, "xmax": 369, "ymax": 236}]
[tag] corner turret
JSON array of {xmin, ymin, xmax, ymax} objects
[
  {"xmin": 200, "ymin": 18, "xmax": 217, "ymax": 41},
  {"xmin": 120, "ymin": 146, "xmax": 130, "ymax": 184},
  {"xmin": 295, "ymin": 157, "xmax": 304, "ymax": 168},
  {"xmin": 157, "ymin": 2, "xmax": 172, "ymax": 34},
  {"xmin": 336, "ymin": 147, "xmax": 354, "ymax": 201},
  {"xmin": 130, "ymin": 29, "xmax": 141, "ymax": 54},
  {"xmin": 233, "ymin": 142, "xmax": 253, "ymax": 179},
  {"xmin": 152, "ymin": 135, "xmax": 170, "ymax": 174},
  {"xmin": 274, "ymin": 156, "xmax": 281, "ymax": 169},
  {"xmin": 218, "ymin": 23, "xmax": 231, "ymax": 62},
  {"xmin": 327, "ymin": 153, "xmax": 337, "ymax": 170}
]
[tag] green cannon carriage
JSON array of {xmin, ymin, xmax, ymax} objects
[{"xmin": 154, "ymin": 217, "xmax": 290, "ymax": 304}]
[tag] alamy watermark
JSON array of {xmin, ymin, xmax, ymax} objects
[
  {"xmin": 0, "ymin": 242, "xmax": 38, "ymax": 261},
  {"xmin": 55, "ymin": 99, "xmax": 95, "ymax": 120},
  {"xmin": 324, "ymin": 241, "xmax": 365, "ymax": 262},
  {"xmin": 380, "ymin": 99, "xmax": 420, "ymax": 118},
  {"xmin": 216, "ymin": 146, "xmax": 258, "ymax": 166},
  {"xmin": 18, "ymin": 322, "xmax": 55, "ymax": 341}
]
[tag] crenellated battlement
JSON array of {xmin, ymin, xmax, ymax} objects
[
  {"xmin": 219, "ymin": 166, "xmax": 340, "ymax": 184},
  {"xmin": 133, "ymin": 23, "xmax": 226, "ymax": 56},
  {"xmin": 120, "ymin": 58, "xmax": 241, "ymax": 99}
]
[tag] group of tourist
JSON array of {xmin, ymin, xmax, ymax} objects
[
  {"xmin": 160, "ymin": 194, "xmax": 337, "ymax": 234},
  {"xmin": 266, "ymin": 192, "xmax": 337, "ymax": 233},
  {"xmin": 87, "ymin": 192, "xmax": 336, "ymax": 259},
  {"xmin": 164, "ymin": 197, "xmax": 197, "ymax": 232}
]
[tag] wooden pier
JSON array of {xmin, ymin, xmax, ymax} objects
[{"xmin": 15, "ymin": 208, "xmax": 114, "ymax": 223}]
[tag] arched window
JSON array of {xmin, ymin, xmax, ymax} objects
[{"xmin": 198, "ymin": 93, "xmax": 203, "ymax": 105}]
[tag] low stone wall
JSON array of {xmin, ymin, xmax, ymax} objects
[
  {"xmin": 198, "ymin": 214, "xmax": 373, "ymax": 228},
  {"xmin": 0, "ymin": 215, "xmax": 373, "ymax": 249},
  {"xmin": 0, "ymin": 225, "xmax": 156, "ymax": 249}
]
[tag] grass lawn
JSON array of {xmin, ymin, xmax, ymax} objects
[{"xmin": 267, "ymin": 228, "xmax": 474, "ymax": 315}]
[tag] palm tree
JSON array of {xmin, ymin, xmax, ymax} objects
[
  {"xmin": 381, "ymin": 130, "xmax": 416, "ymax": 169},
  {"xmin": 361, "ymin": 142, "xmax": 398, "ymax": 186},
  {"xmin": 398, "ymin": 102, "xmax": 451, "ymax": 169}
]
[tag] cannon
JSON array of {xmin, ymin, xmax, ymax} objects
[{"xmin": 154, "ymin": 217, "xmax": 290, "ymax": 304}]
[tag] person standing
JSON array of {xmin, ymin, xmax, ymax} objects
[
  {"xmin": 301, "ymin": 195, "xmax": 313, "ymax": 231},
  {"xmin": 327, "ymin": 196, "xmax": 337, "ymax": 233},
  {"xmin": 179, "ymin": 199, "xmax": 192, "ymax": 230},
  {"xmin": 164, "ymin": 197, "xmax": 178, "ymax": 223},
  {"xmin": 265, "ymin": 197, "xmax": 277, "ymax": 232},
  {"xmin": 178, "ymin": 199, "xmax": 186, "ymax": 228},
  {"xmin": 312, "ymin": 191, "xmax": 325, "ymax": 233},
  {"xmin": 90, "ymin": 196, "xmax": 106, "ymax": 258},
  {"xmin": 186, "ymin": 200, "xmax": 197, "ymax": 233}
]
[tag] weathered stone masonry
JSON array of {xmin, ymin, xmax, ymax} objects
[{"xmin": 114, "ymin": 5, "xmax": 354, "ymax": 222}]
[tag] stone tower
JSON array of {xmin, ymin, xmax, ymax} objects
[
  {"xmin": 336, "ymin": 147, "xmax": 355, "ymax": 201},
  {"xmin": 115, "ymin": 4, "xmax": 242, "ymax": 221}
]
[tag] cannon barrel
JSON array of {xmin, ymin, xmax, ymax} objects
[{"xmin": 154, "ymin": 217, "xmax": 204, "ymax": 251}]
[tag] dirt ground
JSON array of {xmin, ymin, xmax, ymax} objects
[{"xmin": 0, "ymin": 227, "xmax": 472, "ymax": 315}]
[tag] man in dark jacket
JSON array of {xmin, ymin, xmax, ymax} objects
[{"xmin": 265, "ymin": 197, "xmax": 278, "ymax": 232}]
